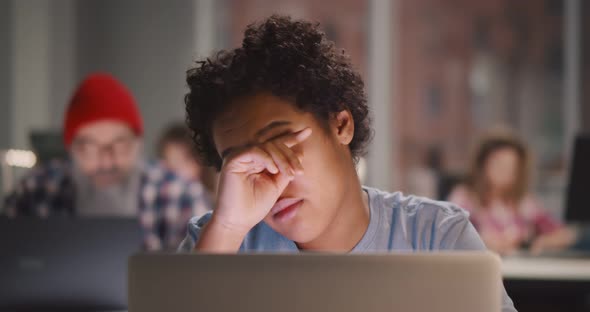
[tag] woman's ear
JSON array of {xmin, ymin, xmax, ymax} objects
[{"xmin": 331, "ymin": 110, "xmax": 354, "ymax": 145}]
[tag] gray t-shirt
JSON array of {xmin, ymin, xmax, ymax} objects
[{"xmin": 179, "ymin": 186, "xmax": 517, "ymax": 312}]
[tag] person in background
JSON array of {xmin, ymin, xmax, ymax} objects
[
  {"xmin": 3, "ymin": 73, "xmax": 210, "ymax": 250},
  {"xmin": 157, "ymin": 122, "xmax": 218, "ymax": 202},
  {"xmin": 448, "ymin": 130, "xmax": 575, "ymax": 255}
]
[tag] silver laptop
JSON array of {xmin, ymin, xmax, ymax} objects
[{"xmin": 129, "ymin": 252, "xmax": 502, "ymax": 312}]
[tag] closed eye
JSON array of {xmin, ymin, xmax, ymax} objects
[{"xmin": 264, "ymin": 130, "xmax": 293, "ymax": 143}]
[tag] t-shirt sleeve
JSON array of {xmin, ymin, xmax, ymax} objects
[
  {"xmin": 447, "ymin": 186, "xmax": 482, "ymax": 229},
  {"xmin": 177, "ymin": 212, "xmax": 213, "ymax": 252},
  {"xmin": 452, "ymin": 220, "xmax": 518, "ymax": 312},
  {"xmin": 451, "ymin": 220, "xmax": 487, "ymax": 250}
]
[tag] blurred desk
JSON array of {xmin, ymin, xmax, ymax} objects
[
  {"xmin": 502, "ymin": 255, "xmax": 590, "ymax": 312},
  {"xmin": 502, "ymin": 256, "xmax": 590, "ymax": 280}
]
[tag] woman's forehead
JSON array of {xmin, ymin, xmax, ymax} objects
[
  {"xmin": 212, "ymin": 94, "xmax": 310, "ymax": 153},
  {"xmin": 215, "ymin": 94, "xmax": 303, "ymax": 131}
]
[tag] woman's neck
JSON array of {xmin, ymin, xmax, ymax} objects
[{"xmin": 297, "ymin": 172, "xmax": 370, "ymax": 252}]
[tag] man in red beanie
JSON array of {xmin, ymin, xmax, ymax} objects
[{"xmin": 3, "ymin": 73, "xmax": 211, "ymax": 250}]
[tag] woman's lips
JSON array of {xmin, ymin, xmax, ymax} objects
[{"xmin": 271, "ymin": 198, "xmax": 303, "ymax": 221}]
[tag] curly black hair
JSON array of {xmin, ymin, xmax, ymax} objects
[{"xmin": 185, "ymin": 15, "xmax": 372, "ymax": 170}]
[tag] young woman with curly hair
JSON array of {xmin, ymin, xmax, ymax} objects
[{"xmin": 179, "ymin": 15, "xmax": 516, "ymax": 311}]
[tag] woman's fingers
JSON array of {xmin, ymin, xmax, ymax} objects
[
  {"xmin": 224, "ymin": 127, "xmax": 311, "ymax": 177},
  {"xmin": 228, "ymin": 146, "xmax": 278, "ymax": 174},
  {"xmin": 273, "ymin": 141, "xmax": 304, "ymax": 175},
  {"xmin": 261, "ymin": 141, "xmax": 295, "ymax": 177},
  {"xmin": 279, "ymin": 127, "xmax": 312, "ymax": 148}
]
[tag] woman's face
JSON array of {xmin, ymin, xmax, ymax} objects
[
  {"xmin": 484, "ymin": 147, "xmax": 520, "ymax": 193},
  {"xmin": 211, "ymin": 93, "xmax": 356, "ymax": 244}
]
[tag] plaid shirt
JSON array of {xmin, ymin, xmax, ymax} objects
[{"xmin": 3, "ymin": 159, "xmax": 212, "ymax": 251}]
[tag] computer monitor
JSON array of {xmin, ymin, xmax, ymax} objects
[
  {"xmin": 29, "ymin": 130, "xmax": 67, "ymax": 164},
  {"xmin": 0, "ymin": 217, "xmax": 142, "ymax": 311},
  {"xmin": 566, "ymin": 135, "xmax": 590, "ymax": 223}
]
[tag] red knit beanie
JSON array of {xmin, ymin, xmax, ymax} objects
[{"xmin": 63, "ymin": 73, "xmax": 143, "ymax": 147}]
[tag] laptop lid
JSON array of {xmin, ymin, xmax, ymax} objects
[
  {"xmin": 128, "ymin": 252, "xmax": 502, "ymax": 312},
  {"xmin": 0, "ymin": 217, "xmax": 142, "ymax": 311}
]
